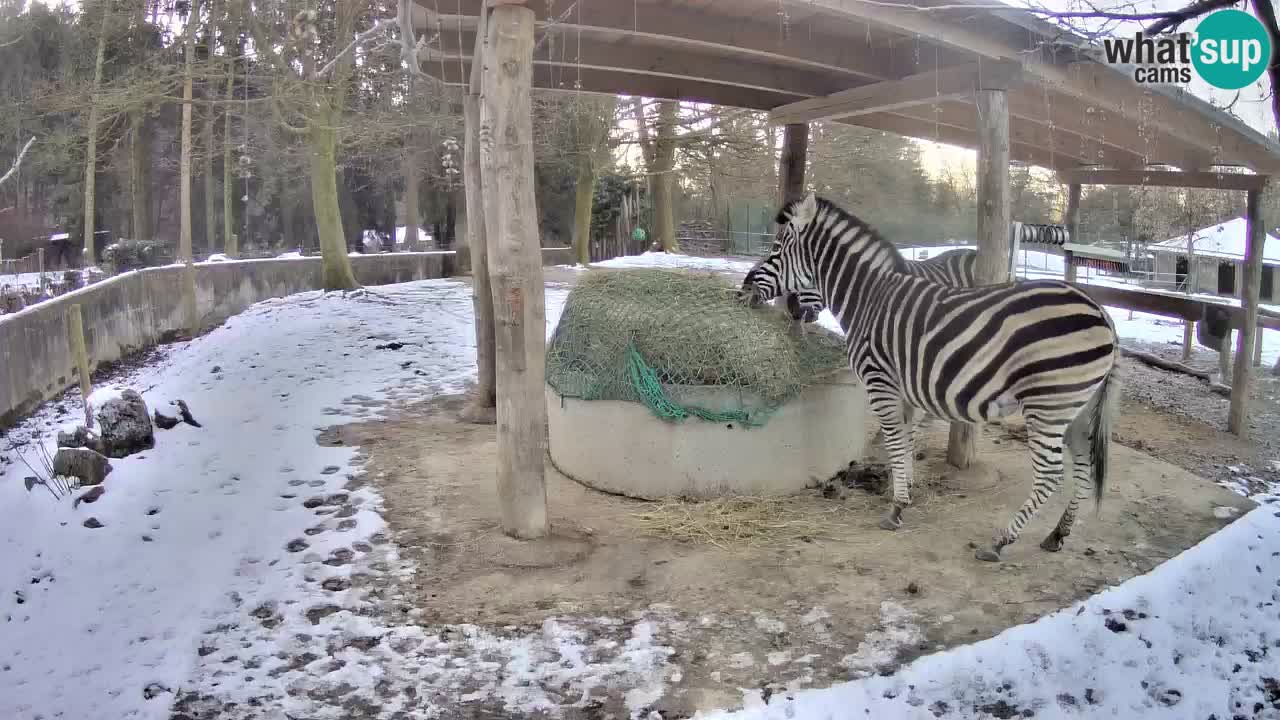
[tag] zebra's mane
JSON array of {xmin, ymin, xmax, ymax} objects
[{"xmin": 783, "ymin": 195, "xmax": 909, "ymax": 274}]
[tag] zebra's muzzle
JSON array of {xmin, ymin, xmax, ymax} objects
[{"xmin": 737, "ymin": 284, "xmax": 765, "ymax": 308}]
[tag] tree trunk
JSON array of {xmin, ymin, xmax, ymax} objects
[
  {"xmin": 652, "ymin": 100, "xmax": 679, "ymax": 253},
  {"xmin": 203, "ymin": 104, "xmax": 217, "ymax": 255},
  {"xmin": 403, "ymin": 150, "xmax": 419, "ymax": 247},
  {"xmin": 948, "ymin": 88, "xmax": 1009, "ymax": 470},
  {"xmin": 480, "ymin": 4, "xmax": 548, "ymax": 539},
  {"xmin": 129, "ymin": 110, "xmax": 152, "ymax": 241},
  {"xmin": 632, "ymin": 97, "xmax": 653, "ymax": 167},
  {"xmin": 221, "ymin": 5, "xmax": 237, "ymax": 256},
  {"xmin": 179, "ymin": 0, "xmax": 200, "ymax": 263},
  {"xmin": 223, "ymin": 71, "xmax": 236, "ymax": 256},
  {"xmin": 778, "ymin": 122, "xmax": 809, "ymax": 206},
  {"xmin": 572, "ymin": 150, "xmax": 595, "ymax": 265},
  {"xmin": 280, "ymin": 176, "xmax": 296, "ymax": 251},
  {"xmin": 461, "ymin": 6, "xmax": 496, "ymax": 424},
  {"xmin": 308, "ymin": 124, "xmax": 358, "ymax": 290},
  {"xmin": 83, "ymin": 3, "xmax": 110, "ymax": 266}
]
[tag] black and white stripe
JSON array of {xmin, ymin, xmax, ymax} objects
[
  {"xmin": 742, "ymin": 194, "xmax": 1120, "ymax": 562},
  {"xmin": 780, "ymin": 248, "xmax": 977, "ymax": 323}
]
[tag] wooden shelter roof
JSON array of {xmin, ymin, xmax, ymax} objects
[{"xmin": 413, "ymin": 0, "xmax": 1280, "ymax": 176}]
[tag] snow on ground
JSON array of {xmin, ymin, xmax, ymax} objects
[
  {"xmin": 0, "ymin": 271, "xmax": 50, "ymax": 291},
  {"xmin": 700, "ymin": 503, "xmax": 1280, "ymax": 720},
  {"xmin": 3, "ymin": 250, "xmax": 1278, "ymax": 719}
]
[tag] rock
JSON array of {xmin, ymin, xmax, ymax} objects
[
  {"xmin": 174, "ymin": 400, "xmax": 202, "ymax": 428},
  {"xmin": 96, "ymin": 390, "xmax": 154, "ymax": 458},
  {"xmin": 153, "ymin": 410, "xmax": 180, "ymax": 430},
  {"xmin": 73, "ymin": 486, "xmax": 106, "ymax": 508},
  {"xmin": 57, "ymin": 426, "xmax": 104, "ymax": 454},
  {"xmin": 53, "ymin": 447, "xmax": 113, "ymax": 486},
  {"xmin": 83, "ymin": 517, "xmax": 104, "ymax": 529},
  {"xmin": 210, "ymin": 365, "xmax": 221, "ymax": 374}
]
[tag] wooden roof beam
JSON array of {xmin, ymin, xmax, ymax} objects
[
  {"xmin": 420, "ymin": 59, "xmax": 809, "ymax": 110},
  {"xmin": 803, "ymin": 0, "xmax": 1280, "ymax": 172},
  {"xmin": 416, "ymin": 2, "xmax": 926, "ymax": 85},
  {"xmin": 1056, "ymin": 168, "xmax": 1271, "ymax": 191},
  {"xmin": 839, "ymin": 112, "xmax": 1083, "ymax": 172},
  {"xmin": 426, "ymin": 32, "xmax": 851, "ymax": 99},
  {"xmin": 768, "ymin": 61, "xmax": 1020, "ymax": 125},
  {"xmin": 878, "ymin": 100, "xmax": 1144, "ymax": 169}
]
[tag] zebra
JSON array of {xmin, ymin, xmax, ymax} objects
[
  {"xmin": 780, "ymin": 247, "xmax": 978, "ymax": 325},
  {"xmin": 741, "ymin": 193, "xmax": 1119, "ymax": 562}
]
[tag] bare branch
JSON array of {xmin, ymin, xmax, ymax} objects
[
  {"xmin": 312, "ymin": 18, "xmax": 397, "ymax": 80},
  {"xmin": 1145, "ymin": 0, "xmax": 1241, "ymax": 33},
  {"xmin": 0, "ymin": 136, "xmax": 35, "ymax": 188},
  {"xmin": 397, "ymin": 0, "xmax": 427, "ymax": 78}
]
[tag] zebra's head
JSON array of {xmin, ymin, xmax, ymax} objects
[{"xmin": 739, "ymin": 192, "xmax": 820, "ymax": 307}]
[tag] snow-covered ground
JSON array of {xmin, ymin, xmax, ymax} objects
[{"xmin": 2, "ymin": 251, "xmax": 1277, "ymax": 719}]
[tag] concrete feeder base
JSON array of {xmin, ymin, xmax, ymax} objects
[{"xmin": 545, "ymin": 371, "xmax": 868, "ymax": 499}]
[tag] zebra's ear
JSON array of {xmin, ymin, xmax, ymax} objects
[{"xmin": 792, "ymin": 192, "xmax": 818, "ymax": 228}]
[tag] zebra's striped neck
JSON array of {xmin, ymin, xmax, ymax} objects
[{"xmin": 803, "ymin": 200, "xmax": 908, "ymax": 331}]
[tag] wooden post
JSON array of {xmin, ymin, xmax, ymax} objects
[
  {"xmin": 37, "ymin": 247, "xmax": 45, "ymax": 294},
  {"xmin": 1254, "ymin": 321, "xmax": 1264, "ymax": 367},
  {"xmin": 778, "ymin": 123, "xmax": 809, "ymax": 206},
  {"xmin": 480, "ymin": 1, "xmax": 548, "ymax": 539},
  {"xmin": 461, "ymin": 5, "xmax": 497, "ymax": 424},
  {"xmin": 948, "ymin": 87, "xmax": 1010, "ymax": 469},
  {"xmin": 67, "ymin": 304, "xmax": 93, "ymax": 429},
  {"xmin": 1063, "ymin": 183, "xmax": 1081, "ymax": 282},
  {"xmin": 1228, "ymin": 186, "xmax": 1266, "ymax": 435}
]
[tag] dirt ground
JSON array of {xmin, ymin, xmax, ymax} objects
[{"xmin": 341, "ymin": 392, "xmax": 1255, "ymax": 718}]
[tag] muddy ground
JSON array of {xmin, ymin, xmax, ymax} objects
[{"xmin": 339, "ymin": 389, "xmax": 1254, "ymax": 718}]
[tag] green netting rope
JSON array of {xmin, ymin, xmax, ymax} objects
[{"xmin": 625, "ymin": 343, "xmax": 761, "ymax": 426}]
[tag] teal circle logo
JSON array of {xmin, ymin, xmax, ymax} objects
[{"xmin": 1192, "ymin": 9, "xmax": 1272, "ymax": 90}]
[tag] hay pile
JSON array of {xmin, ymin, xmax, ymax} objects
[{"xmin": 546, "ymin": 269, "xmax": 846, "ymax": 425}]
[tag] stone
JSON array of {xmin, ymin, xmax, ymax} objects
[
  {"xmin": 53, "ymin": 447, "xmax": 113, "ymax": 486},
  {"xmin": 73, "ymin": 486, "xmax": 106, "ymax": 508},
  {"xmin": 96, "ymin": 390, "xmax": 154, "ymax": 458},
  {"xmin": 57, "ymin": 426, "xmax": 104, "ymax": 454},
  {"xmin": 83, "ymin": 517, "xmax": 104, "ymax": 529}
]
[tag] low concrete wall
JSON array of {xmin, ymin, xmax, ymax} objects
[
  {"xmin": 1, "ymin": 248, "xmax": 574, "ymax": 428},
  {"xmin": 546, "ymin": 372, "xmax": 869, "ymax": 499}
]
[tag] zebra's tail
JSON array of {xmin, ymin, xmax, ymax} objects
[{"xmin": 1089, "ymin": 363, "xmax": 1121, "ymax": 510}]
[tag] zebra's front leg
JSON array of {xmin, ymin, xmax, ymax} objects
[
  {"xmin": 868, "ymin": 392, "xmax": 915, "ymax": 531},
  {"xmin": 977, "ymin": 420, "xmax": 1067, "ymax": 562}
]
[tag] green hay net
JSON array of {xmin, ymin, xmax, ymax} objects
[{"xmin": 546, "ymin": 269, "xmax": 848, "ymax": 426}]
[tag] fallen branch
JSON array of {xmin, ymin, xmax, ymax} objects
[
  {"xmin": 1120, "ymin": 346, "xmax": 1232, "ymax": 397},
  {"xmin": 0, "ymin": 136, "xmax": 35, "ymax": 188}
]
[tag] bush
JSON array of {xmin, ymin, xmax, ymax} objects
[{"xmin": 102, "ymin": 239, "xmax": 165, "ymax": 272}]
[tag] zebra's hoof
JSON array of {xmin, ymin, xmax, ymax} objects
[
  {"xmin": 974, "ymin": 546, "xmax": 1002, "ymax": 562},
  {"xmin": 1039, "ymin": 531, "xmax": 1065, "ymax": 552},
  {"xmin": 878, "ymin": 507, "xmax": 903, "ymax": 531}
]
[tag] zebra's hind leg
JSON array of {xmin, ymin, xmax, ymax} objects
[
  {"xmin": 1041, "ymin": 411, "xmax": 1094, "ymax": 552},
  {"xmin": 868, "ymin": 391, "xmax": 916, "ymax": 531},
  {"xmin": 976, "ymin": 415, "xmax": 1068, "ymax": 562}
]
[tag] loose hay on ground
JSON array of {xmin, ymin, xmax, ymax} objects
[{"xmin": 625, "ymin": 494, "xmax": 878, "ymax": 550}]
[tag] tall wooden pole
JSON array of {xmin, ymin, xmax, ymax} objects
[
  {"xmin": 778, "ymin": 123, "xmax": 809, "ymax": 205},
  {"xmin": 1063, "ymin": 183, "xmax": 1081, "ymax": 282},
  {"xmin": 1228, "ymin": 186, "xmax": 1266, "ymax": 435},
  {"xmin": 481, "ymin": 1, "xmax": 548, "ymax": 539},
  {"xmin": 948, "ymin": 87, "xmax": 1010, "ymax": 469},
  {"xmin": 462, "ymin": 5, "xmax": 497, "ymax": 424}
]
